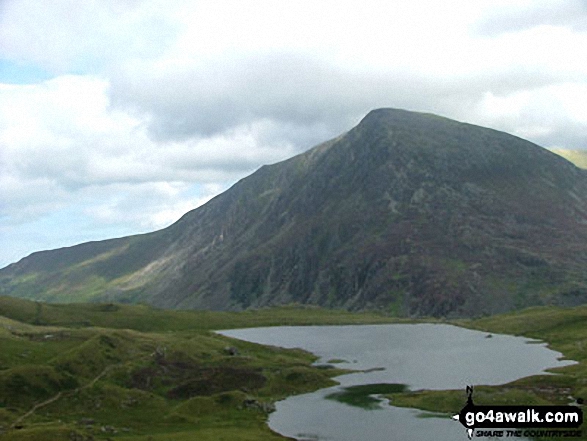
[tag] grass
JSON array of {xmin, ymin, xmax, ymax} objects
[
  {"xmin": 0, "ymin": 296, "xmax": 405, "ymax": 440},
  {"xmin": 385, "ymin": 305, "xmax": 587, "ymax": 440},
  {"xmin": 1, "ymin": 296, "xmax": 586, "ymax": 440},
  {"xmin": 325, "ymin": 383, "xmax": 407, "ymax": 409},
  {"xmin": 0, "ymin": 296, "xmax": 414, "ymax": 332}
]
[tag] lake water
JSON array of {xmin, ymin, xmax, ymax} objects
[{"xmin": 219, "ymin": 324, "xmax": 574, "ymax": 441}]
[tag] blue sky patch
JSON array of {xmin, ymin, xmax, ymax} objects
[{"xmin": 0, "ymin": 59, "xmax": 53, "ymax": 84}]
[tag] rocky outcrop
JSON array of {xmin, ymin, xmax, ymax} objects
[{"xmin": 2, "ymin": 109, "xmax": 587, "ymax": 317}]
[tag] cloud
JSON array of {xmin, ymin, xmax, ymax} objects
[
  {"xmin": 109, "ymin": 53, "xmax": 368, "ymax": 140},
  {"xmin": 108, "ymin": 46, "xmax": 587, "ymax": 150},
  {"xmin": 82, "ymin": 182, "xmax": 227, "ymax": 230},
  {"xmin": 1, "ymin": 0, "xmax": 587, "ymax": 268},
  {"xmin": 0, "ymin": 0, "xmax": 177, "ymax": 74},
  {"xmin": 475, "ymin": 82, "xmax": 587, "ymax": 149},
  {"xmin": 0, "ymin": 75, "xmax": 300, "ymax": 230},
  {"xmin": 103, "ymin": 1, "xmax": 587, "ymax": 146},
  {"xmin": 475, "ymin": 0, "xmax": 587, "ymax": 36}
]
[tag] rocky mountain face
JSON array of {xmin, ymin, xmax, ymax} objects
[{"xmin": 2, "ymin": 109, "xmax": 587, "ymax": 317}]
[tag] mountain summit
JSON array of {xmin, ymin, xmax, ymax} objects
[{"xmin": 2, "ymin": 109, "xmax": 587, "ymax": 317}]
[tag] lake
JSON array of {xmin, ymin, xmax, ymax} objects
[{"xmin": 219, "ymin": 324, "xmax": 574, "ymax": 441}]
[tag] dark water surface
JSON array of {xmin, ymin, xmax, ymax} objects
[{"xmin": 219, "ymin": 324, "xmax": 574, "ymax": 441}]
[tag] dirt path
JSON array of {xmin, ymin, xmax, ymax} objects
[
  {"xmin": 10, "ymin": 363, "xmax": 119, "ymax": 430},
  {"xmin": 11, "ymin": 392, "xmax": 63, "ymax": 428}
]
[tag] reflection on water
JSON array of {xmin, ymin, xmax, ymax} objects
[
  {"xmin": 325, "ymin": 383, "xmax": 407, "ymax": 409},
  {"xmin": 219, "ymin": 324, "xmax": 574, "ymax": 441}
]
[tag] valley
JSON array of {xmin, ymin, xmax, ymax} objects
[
  {"xmin": 0, "ymin": 297, "xmax": 585, "ymax": 440},
  {"xmin": 1, "ymin": 109, "xmax": 586, "ymax": 439}
]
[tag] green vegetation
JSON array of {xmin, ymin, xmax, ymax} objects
[
  {"xmin": 326, "ymin": 383, "xmax": 407, "ymax": 409},
  {"xmin": 0, "ymin": 297, "xmax": 412, "ymax": 333},
  {"xmin": 1, "ymin": 296, "xmax": 586, "ymax": 440},
  {"xmin": 385, "ymin": 305, "xmax": 587, "ymax": 439},
  {"xmin": 3, "ymin": 109, "xmax": 587, "ymax": 318},
  {"xmin": 0, "ymin": 296, "xmax": 404, "ymax": 440}
]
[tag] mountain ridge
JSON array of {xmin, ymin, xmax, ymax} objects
[
  {"xmin": 551, "ymin": 149, "xmax": 587, "ymax": 169},
  {"xmin": 2, "ymin": 108, "xmax": 587, "ymax": 317}
]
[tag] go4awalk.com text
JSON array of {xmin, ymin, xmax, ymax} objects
[{"xmin": 453, "ymin": 386, "xmax": 583, "ymax": 439}]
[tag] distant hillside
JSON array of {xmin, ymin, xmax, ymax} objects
[
  {"xmin": 551, "ymin": 149, "xmax": 587, "ymax": 169},
  {"xmin": 2, "ymin": 109, "xmax": 587, "ymax": 317}
]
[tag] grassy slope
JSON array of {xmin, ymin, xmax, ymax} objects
[
  {"xmin": 0, "ymin": 297, "xmax": 406, "ymax": 440},
  {"xmin": 1, "ymin": 297, "xmax": 585, "ymax": 440},
  {"xmin": 0, "ymin": 296, "xmax": 415, "ymax": 332},
  {"xmin": 4, "ymin": 111, "xmax": 587, "ymax": 319}
]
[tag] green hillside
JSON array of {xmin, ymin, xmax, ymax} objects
[
  {"xmin": 3, "ymin": 109, "xmax": 587, "ymax": 318},
  {"xmin": 0, "ymin": 297, "xmax": 585, "ymax": 440},
  {"xmin": 0, "ymin": 297, "xmax": 402, "ymax": 440}
]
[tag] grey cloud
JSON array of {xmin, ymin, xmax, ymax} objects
[
  {"xmin": 109, "ymin": 53, "xmax": 372, "ymax": 142},
  {"xmin": 109, "ymin": 51, "xmax": 577, "ymax": 151},
  {"xmin": 533, "ymin": 123, "xmax": 587, "ymax": 150},
  {"xmin": 109, "ymin": 53, "xmax": 441, "ymax": 145}
]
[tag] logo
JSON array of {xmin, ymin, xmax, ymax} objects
[{"xmin": 452, "ymin": 386, "xmax": 583, "ymax": 439}]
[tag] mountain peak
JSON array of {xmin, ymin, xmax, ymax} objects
[
  {"xmin": 358, "ymin": 108, "xmax": 452, "ymax": 129},
  {"xmin": 2, "ymin": 110, "xmax": 587, "ymax": 317}
]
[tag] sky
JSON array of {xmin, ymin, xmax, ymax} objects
[{"xmin": 1, "ymin": 0, "xmax": 586, "ymax": 269}]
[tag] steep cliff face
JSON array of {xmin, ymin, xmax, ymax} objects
[{"xmin": 2, "ymin": 108, "xmax": 587, "ymax": 317}]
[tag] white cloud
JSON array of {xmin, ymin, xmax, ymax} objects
[
  {"xmin": 475, "ymin": 82, "xmax": 587, "ymax": 148},
  {"xmin": 1, "ymin": 0, "xmax": 587, "ymax": 267},
  {"xmin": 474, "ymin": 0, "xmax": 587, "ymax": 36},
  {"xmin": 0, "ymin": 75, "xmax": 297, "ymax": 241},
  {"xmin": 81, "ymin": 181, "xmax": 222, "ymax": 230},
  {"xmin": 0, "ymin": 0, "xmax": 177, "ymax": 73}
]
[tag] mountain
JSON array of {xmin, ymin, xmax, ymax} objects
[
  {"xmin": 551, "ymin": 149, "xmax": 587, "ymax": 169},
  {"xmin": 2, "ymin": 108, "xmax": 587, "ymax": 317}
]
